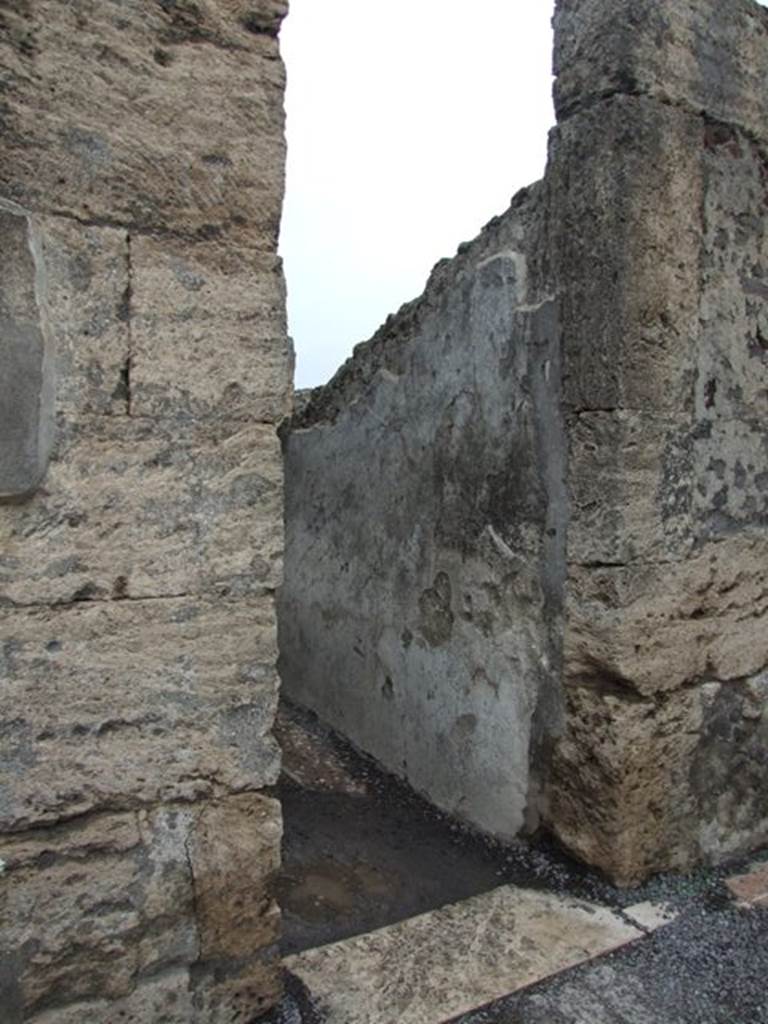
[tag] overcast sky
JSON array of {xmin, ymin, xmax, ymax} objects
[{"xmin": 279, "ymin": 1, "xmax": 555, "ymax": 388}]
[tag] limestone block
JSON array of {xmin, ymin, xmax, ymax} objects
[
  {"xmin": 545, "ymin": 669, "xmax": 768, "ymax": 884},
  {"xmin": 0, "ymin": 1, "xmax": 287, "ymax": 242},
  {"xmin": 0, "ymin": 202, "xmax": 54, "ymax": 497},
  {"xmin": 0, "ymin": 595, "xmax": 280, "ymax": 831},
  {"xmin": 0, "ymin": 417, "xmax": 283, "ymax": 605},
  {"xmin": 543, "ymin": 683, "xmax": 706, "ymax": 885},
  {"xmin": 191, "ymin": 961, "xmax": 283, "ymax": 1024},
  {"xmin": 692, "ymin": 417, "xmax": 768, "ymax": 541},
  {"xmin": 29, "ymin": 963, "xmax": 283, "ymax": 1024},
  {"xmin": 30, "ymin": 972, "xmax": 195, "ymax": 1024},
  {"xmin": 0, "ymin": 809, "xmax": 183, "ymax": 1015},
  {"xmin": 691, "ymin": 674, "xmax": 768, "ymax": 861},
  {"xmin": 189, "ymin": 793, "xmax": 282, "ymax": 959},
  {"xmin": 565, "ymin": 535, "xmax": 768, "ymax": 696},
  {"xmin": 553, "ymin": 0, "xmax": 768, "ymax": 146},
  {"xmin": 130, "ymin": 236, "xmax": 292, "ymax": 423},
  {"xmin": 567, "ymin": 410, "xmax": 694, "ymax": 565},
  {"xmin": 38, "ymin": 216, "xmax": 131, "ymax": 417},
  {"xmin": 698, "ymin": 124, "xmax": 768, "ymax": 426},
  {"xmin": 550, "ymin": 97, "xmax": 703, "ymax": 413},
  {"xmin": 0, "ymin": 793, "xmax": 282, "ymax": 1022}
]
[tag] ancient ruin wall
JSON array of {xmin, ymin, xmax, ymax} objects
[
  {"xmin": 0, "ymin": 2, "xmax": 292, "ymax": 1019},
  {"xmin": 280, "ymin": 186, "xmax": 568, "ymax": 839},
  {"xmin": 281, "ymin": 0, "xmax": 768, "ymax": 885},
  {"xmin": 544, "ymin": 0, "xmax": 768, "ymax": 884}
]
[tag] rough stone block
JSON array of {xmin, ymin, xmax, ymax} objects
[
  {"xmin": 0, "ymin": 1, "xmax": 287, "ymax": 241},
  {"xmin": 30, "ymin": 972, "xmax": 195, "ymax": 1024},
  {"xmin": 567, "ymin": 410, "xmax": 694, "ymax": 565},
  {"xmin": 0, "ymin": 417, "xmax": 283, "ymax": 605},
  {"xmin": 0, "ymin": 809, "xmax": 180, "ymax": 1016},
  {"xmin": 543, "ymin": 683, "xmax": 706, "ymax": 885},
  {"xmin": 0, "ymin": 793, "xmax": 282, "ymax": 1022},
  {"xmin": 698, "ymin": 123, "xmax": 768, "ymax": 427},
  {"xmin": 0, "ymin": 0, "xmax": 289, "ymax": 1018},
  {"xmin": 130, "ymin": 236, "xmax": 292, "ymax": 423},
  {"xmin": 0, "ymin": 596, "xmax": 280, "ymax": 831},
  {"xmin": 544, "ymin": 668, "xmax": 768, "ymax": 884},
  {"xmin": 565, "ymin": 535, "xmax": 768, "ymax": 697},
  {"xmin": 38, "ymin": 216, "xmax": 131, "ymax": 417},
  {"xmin": 0, "ymin": 202, "xmax": 54, "ymax": 498},
  {"xmin": 189, "ymin": 793, "xmax": 282, "ymax": 959},
  {"xmin": 692, "ymin": 417, "xmax": 768, "ymax": 541},
  {"xmin": 550, "ymin": 96, "xmax": 703, "ymax": 415}
]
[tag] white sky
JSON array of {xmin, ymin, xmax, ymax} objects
[{"xmin": 279, "ymin": 1, "xmax": 555, "ymax": 388}]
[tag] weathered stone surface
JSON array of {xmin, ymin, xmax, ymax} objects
[
  {"xmin": 0, "ymin": 418, "xmax": 283, "ymax": 605},
  {"xmin": 0, "ymin": 595, "xmax": 280, "ymax": 831},
  {"xmin": 545, "ymin": 669, "xmax": 768, "ymax": 885},
  {"xmin": 544, "ymin": 0, "xmax": 768, "ymax": 882},
  {"xmin": 284, "ymin": 884, "xmax": 643, "ymax": 1024},
  {"xmin": 0, "ymin": 794, "xmax": 282, "ymax": 1022},
  {"xmin": 549, "ymin": 95, "xmax": 703, "ymax": 416},
  {"xmin": 30, "ymin": 971, "xmax": 196, "ymax": 1024},
  {"xmin": 553, "ymin": 0, "xmax": 768, "ymax": 147},
  {"xmin": 190, "ymin": 793, "xmax": 282, "ymax": 958},
  {"xmin": 281, "ymin": 0, "xmax": 768, "ymax": 888},
  {"xmin": 37, "ymin": 215, "xmax": 131, "ymax": 418},
  {"xmin": 131, "ymin": 235, "xmax": 292, "ymax": 423},
  {"xmin": 191, "ymin": 961, "xmax": 284, "ymax": 1024},
  {"xmin": 565, "ymin": 535, "xmax": 768, "ymax": 697},
  {"xmin": 0, "ymin": 1, "xmax": 290, "ymax": 1016},
  {"xmin": 32, "ymin": 967, "xmax": 284, "ymax": 1024},
  {"xmin": 280, "ymin": 188, "xmax": 567, "ymax": 839},
  {"xmin": 0, "ymin": 0, "xmax": 287, "ymax": 242},
  {"xmin": 0, "ymin": 201, "xmax": 54, "ymax": 497},
  {"xmin": 567, "ymin": 410, "xmax": 694, "ymax": 566}
]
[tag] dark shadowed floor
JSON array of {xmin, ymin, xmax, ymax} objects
[{"xmin": 265, "ymin": 701, "xmax": 768, "ymax": 1024}]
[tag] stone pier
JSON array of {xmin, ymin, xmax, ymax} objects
[
  {"xmin": 280, "ymin": 0, "xmax": 768, "ymax": 885},
  {"xmin": 0, "ymin": 1, "xmax": 292, "ymax": 1019}
]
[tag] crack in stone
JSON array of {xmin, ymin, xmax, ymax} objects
[{"xmin": 123, "ymin": 231, "xmax": 133, "ymax": 416}]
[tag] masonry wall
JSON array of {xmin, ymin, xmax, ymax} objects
[
  {"xmin": 281, "ymin": 0, "xmax": 768, "ymax": 885},
  {"xmin": 0, "ymin": 2, "xmax": 292, "ymax": 1020},
  {"xmin": 544, "ymin": 0, "xmax": 768, "ymax": 884},
  {"xmin": 280, "ymin": 188, "xmax": 567, "ymax": 838}
]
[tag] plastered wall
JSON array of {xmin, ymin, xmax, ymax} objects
[{"xmin": 280, "ymin": 187, "xmax": 567, "ymax": 839}]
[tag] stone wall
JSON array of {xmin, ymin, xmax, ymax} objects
[
  {"xmin": 280, "ymin": 187, "xmax": 567, "ymax": 839},
  {"xmin": 0, "ymin": 1, "xmax": 292, "ymax": 1020},
  {"xmin": 545, "ymin": 0, "xmax": 768, "ymax": 884},
  {"xmin": 280, "ymin": 0, "xmax": 768, "ymax": 885}
]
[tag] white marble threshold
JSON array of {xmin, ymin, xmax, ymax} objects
[{"xmin": 284, "ymin": 883, "xmax": 666, "ymax": 1024}]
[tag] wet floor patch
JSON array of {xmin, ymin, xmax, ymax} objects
[{"xmin": 274, "ymin": 699, "xmax": 512, "ymax": 955}]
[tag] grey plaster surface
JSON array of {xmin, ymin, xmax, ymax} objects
[
  {"xmin": 0, "ymin": 200, "xmax": 54, "ymax": 499},
  {"xmin": 279, "ymin": 188, "xmax": 566, "ymax": 842}
]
